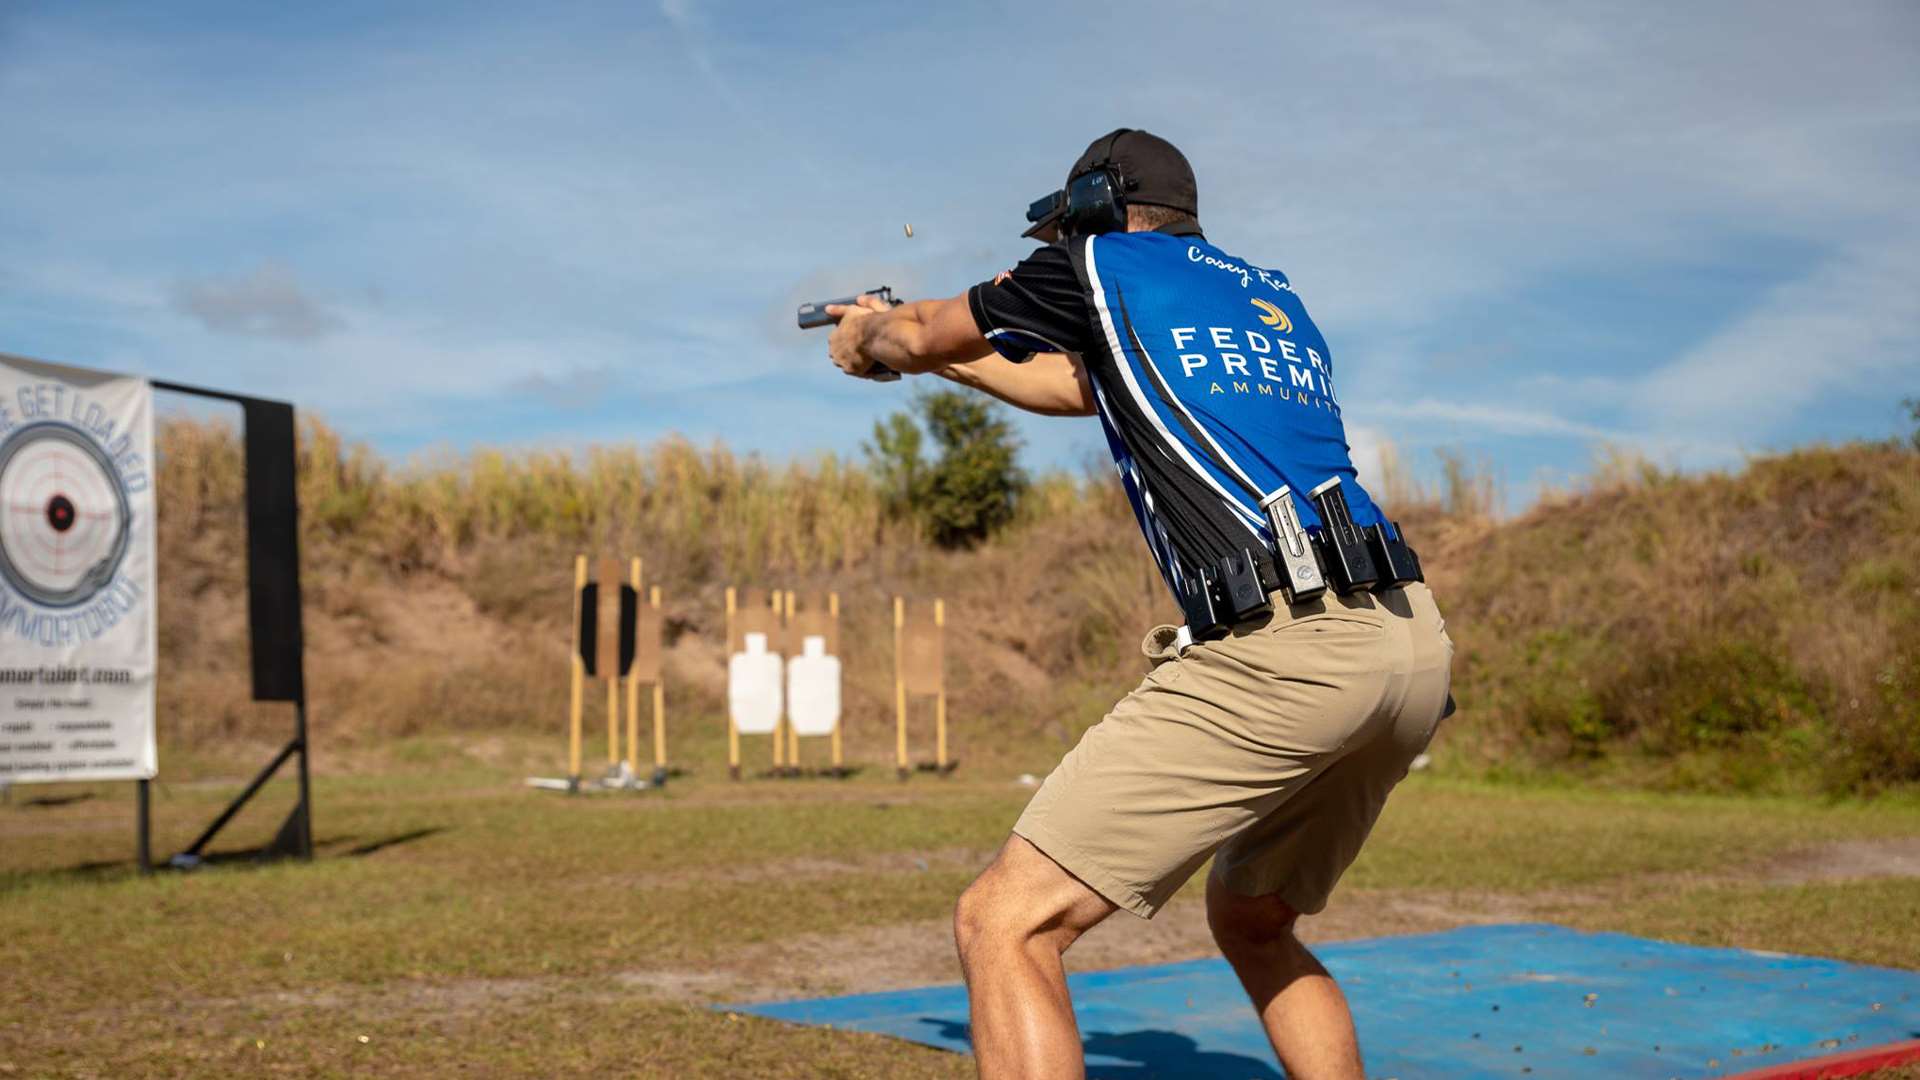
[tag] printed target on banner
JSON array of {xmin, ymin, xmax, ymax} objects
[
  {"xmin": 0, "ymin": 420, "xmax": 133, "ymax": 609},
  {"xmin": 0, "ymin": 354, "xmax": 157, "ymax": 786}
]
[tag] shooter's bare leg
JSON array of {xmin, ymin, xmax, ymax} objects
[{"xmin": 954, "ymin": 835, "xmax": 1117, "ymax": 1079}]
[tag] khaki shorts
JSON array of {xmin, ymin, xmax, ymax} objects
[{"xmin": 1013, "ymin": 582, "xmax": 1453, "ymax": 918}]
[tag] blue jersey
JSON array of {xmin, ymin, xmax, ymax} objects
[{"xmin": 970, "ymin": 223, "xmax": 1384, "ymax": 602}]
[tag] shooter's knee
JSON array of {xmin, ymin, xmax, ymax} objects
[
  {"xmin": 1206, "ymin": 879, "xmax": 1301, "ymax": 953},
  {"xmin": 953, "ymin": 874, "xmax": 1037, "ymax": 966},
  {"xmin": 952, "ymin": 879, "xmax": 995, "ymax": 961}
]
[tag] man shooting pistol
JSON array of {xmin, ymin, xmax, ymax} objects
[{"xmin": 810, "ymin": 129, "xmax": 1454, "ymax": 1080}]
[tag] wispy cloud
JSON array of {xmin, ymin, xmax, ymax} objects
[
  {"xmin": 1636, "ymin": 236, "xmax": 1920, "ymax": 449},
  {"xmin": 170, "ymin": 263, "xmax": 347, "ymax": 342},
  {"xmin": 654, "ymin": 0, "xmax": 833, "ymax": 190},
  {"xmin": 1368, "ymin": 400, "xmax": 1621, "ymax": 443},
  {"xmin": 508, "ymin": 365, "xmax": 622, "ymax": 411},
  {"xmin": 657, "ymin": 0, "xmax": 730, "ymax": 105}
]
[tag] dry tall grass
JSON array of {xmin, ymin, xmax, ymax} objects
[
  {"xmin": 152, "ymin": 416, "xmax": 1920, "ymax": 795},
  {"xmin": 1439, "ymin": 444, "xmax": 1920, "ymax": 793}
]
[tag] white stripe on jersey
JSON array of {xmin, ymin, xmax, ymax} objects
[
  {"xmin": 1082, "ymin": 236, "xmax": 1269, "ymax": 536},
  {"xmin": 984, "ymin": 327, "xmax": 1072, "ymax": 354}
]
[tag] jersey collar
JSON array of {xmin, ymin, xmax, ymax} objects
[{"xmin": 1150, "ymin": 217, "xmax": 1205, "ymax": 240}]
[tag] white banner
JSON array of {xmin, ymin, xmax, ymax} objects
[{"xmin": 0, "ymin": 355, "xmax": 157, "ymax": 783}]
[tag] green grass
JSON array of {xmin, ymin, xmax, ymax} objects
[
  {"xmin": 17, "ymin": 988, "xmax": 973, "ymax": 1080},
  {"xmin": 1556, "ymin": 878, "xmax": 1920, "ymax": 970},
  {"xmin": 5, "ymin": 752, "xmax": 1918, "ymax": 1076},
  {"xmin": 1348, "ymin": 778, "xmax": 1920, "ymax": 891}
]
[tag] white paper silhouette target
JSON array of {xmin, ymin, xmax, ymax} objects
[
  {"xmin": 786, "ymin": 636, "xmax": 841, "ymax": 736},
  {"xmin": 0, "ymin": 422, "xmax": 133, "ymax": 608},
  {"xmin": 728, "ymin": 633, "xmax": 783, "ymax": 736}
]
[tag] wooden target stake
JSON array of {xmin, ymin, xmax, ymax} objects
[
  {"xmin": 606, "ymin": 676, "xmax": 619, "ymax": 767},
  {"xmin": 770, "ymin": 588, "xmax": 786, "ymax": 773},
  {"xmin": 934, "ymin": 598, "xmax": 948, "ymax": 772},
  {"xmin": 725, "ymin": 586, "xmax": 740, "ymax": 781},
  {"xmin": 568, "ymin": 555, "xmax": 588, "ymax": 791},
  {"xmin": 625, "ymin": 559, "xmax": 643, "ymax": 777},
  {"xmin": 600, "ymin": 557, "xmax": 622, "ymax": 772},
  {"xmin": 777, "ymin": 590, "xmax": 790, "ymax": 770},
  {"xmin": 894, "ymin": 596, "xmax": 908, "ymax": 781},
  {"xmin": 783, "ymin": 591, "xmax": 800, "ymax": 771},
  {"xmin": 829, "ymin": 592, "xmax": 843, "ymax": 772},
  {"xmin": 649, "ymin": 586, "xmax": 666, "ymax": 783}
]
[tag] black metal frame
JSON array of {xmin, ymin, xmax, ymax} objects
[{"xmin": 138, "ymin": 379, "xmax": 310, "ymax": 873}]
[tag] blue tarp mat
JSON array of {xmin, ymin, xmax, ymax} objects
[{"xmin": 729, "ymin": 924, "xmax": 1920, "ymax": 1078}]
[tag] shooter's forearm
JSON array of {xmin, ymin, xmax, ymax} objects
[
  {"xmin": 936, "ymin": 351, "xmax": 1095, "ymax": 417},
  {"xmin": 848, "ymin": 298, "xmax": 987, "ymax": 375}
]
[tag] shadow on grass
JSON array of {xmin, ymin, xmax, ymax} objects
[
  {"xmin": 922, "ymin": 1018, "xmax": 1279, "ymax": 1079},
  {"xmin": 345, "ymin": 826, "xmax": 450, "ymax": 857},
  {"xmin": 9, "ymin": 792, "xmax": 98, "ymax": 809},
  {"xmin": 751, "ymin": 766, "xmax": 867, "ymax": 781},
  {"xmin": 0, "ymin": 858, "xmax": 129, "ymax": 891},
  {"xmin": 0, "ymin": 827, "xmax": 452, "ymax": 891},
  {"xmin": 191, "ymin": 826, "xmax": 451, "ymax": 866}
]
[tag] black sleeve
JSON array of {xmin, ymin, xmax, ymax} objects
[{"xmin": 966, "ymin": 245, "xmax": 1096, "ymax": 362}]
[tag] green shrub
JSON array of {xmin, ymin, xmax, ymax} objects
[
  {"xmin": 865, "ymin": 389, "xmax": 1028, "ymax": 548},
  {"xmin": 1628, "ymin": 638, "xmax": 1823, "ymax": 752},
  {"xmin": 1515, "ymin": 630, "xmax": 1614, "ymax": 757}
]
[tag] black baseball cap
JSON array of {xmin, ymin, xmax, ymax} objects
[{"xmin": 1022, "ymin": 128, "xmax": 1199, "ymax": 238}]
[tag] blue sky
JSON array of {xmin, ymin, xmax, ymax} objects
[{"xmin": 4, "ymin": 1, "xmax": 1917, "ymax": 504}]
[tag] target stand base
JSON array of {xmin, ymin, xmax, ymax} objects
[
  {"xmin": 526, "ymin": 772, "xmax": 654, "ymax": 795},
  {"xmin": 756, "ymin": 765, "xmax": 859, "ymax": 781}
]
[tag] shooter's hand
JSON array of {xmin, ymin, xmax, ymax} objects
[{"xmin": 825, "ymin": 292, "xmax": 895, "ymax": 377}]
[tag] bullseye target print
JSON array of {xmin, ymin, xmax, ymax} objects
[{"xmin": 0, "ymin": 421, "xmax": 132, "ymax": 608}]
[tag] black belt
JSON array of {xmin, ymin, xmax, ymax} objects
[{"xmin": 1178, "ymin": 523, "xmax": 1424, "ymax": 642}]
